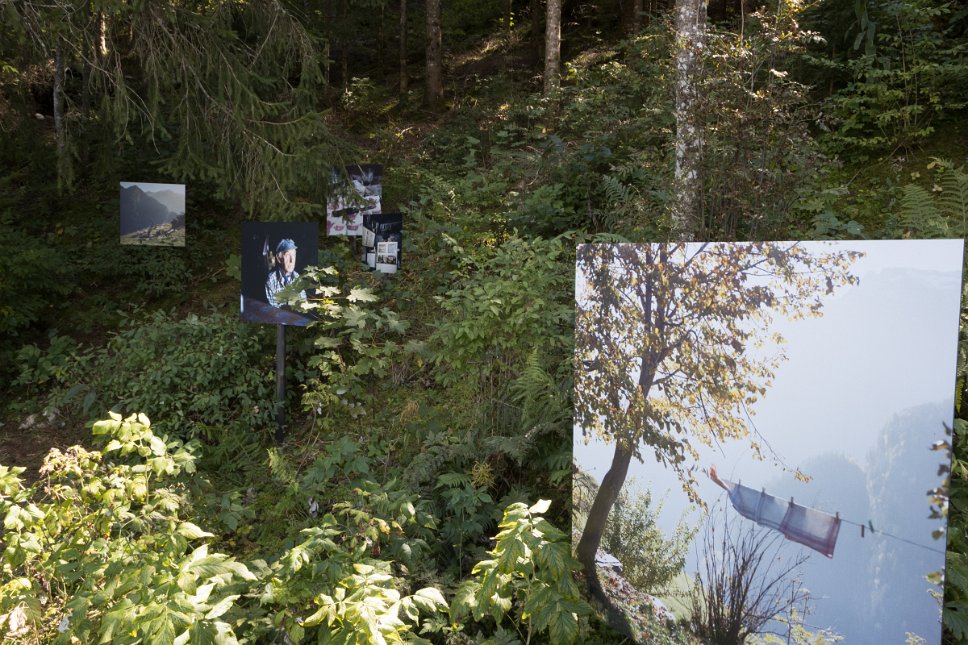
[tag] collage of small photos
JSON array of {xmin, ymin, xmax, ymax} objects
[
  {"xmin": 119, "ymin": 163, "xmax": 400, "ymax": 328},
  {"xmin": 325, "ymin": 164, "xmax": 403, "ymax": 274}
]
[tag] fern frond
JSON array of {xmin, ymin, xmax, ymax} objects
[
  {"xmin": 601, "ymin": 173, "xmax": 636, "ymax": 207},
  {"xmin": 936, "ymin": 166, "xmax": 968, "ymax": 235},
  {"xmin": 592, "ymin": 232, "xmax": 633, "ymax": 244},
  {"xmin": 900, "ymin": 184, "xmax": 944, "ymax": 236},
  {"xmin": 510, "ymin": 350, "xmax": 569, "ymax": 433}
]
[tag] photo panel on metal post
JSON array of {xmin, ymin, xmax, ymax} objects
[
  {"xmin": 119, "ymin": 181, "xmax": 186, "ymax": 247},
  {"xmin": 240, "ymin": 221, "xmax": 319, "ymax": 326},
  {"xmin": 572, "ymin": 240, "xmax": 964, "ymax": 644}
]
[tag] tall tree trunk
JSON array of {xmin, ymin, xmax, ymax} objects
[
  {"xmin": 575, "ymin": 439, "xmax": 637, "ymax": 636},
  {"xmin": 81, "ymin": 3, "xmax": 93, "ymax": 114},
  {"xmin": 543, "ymin": 0, "xmax": 561, "ymax": 96},
  {"xmin": 505, "ymin": 0, "xmax": 513, "ymax": 38},
  {"xmin": 575, "ymin": 252, "xmax": 661, "ymax": 637},
  {"xmin": 378, "ymin": 0, "xmax": 386, "ymax": 78},
  {"xmin": 99, "ymin": 8, "xmax": 108, "ymax": 57},
  {"xmin": 621, "ymin": 0, "xmax": 644, "ymax": 34},
  {"xmin": 631, "ymin": 0, "xmax": 643, "ymax": 32},
  {"xmin": 340, "ymin": 0, "xmax": 349, "ymax": 92},
  {"xmin": 531, "ymin": 0, "xmax": 543, "ymax": 65},
  {"xmin": 576, "ymin": 440, "xmax": 634, "ymax": 574},
  {"xmin": 425, "ymin": 0, "xmax": 442, "ymax": 109},
  {"xmin": 673, "ymin": 0, "xmax": 706, "ymax": 234},
  {"xmin": 53, "ymin": 40, "xmax": 67, "ymax": 190},
  {"xmin": 399, "ymin": 0, "xmax": 408, "ymax": 96}
]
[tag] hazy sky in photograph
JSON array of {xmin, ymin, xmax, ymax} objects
[
  {"xmin": 573, "ymin": 239, "xmax": 964, "ymax": 642},
  {"xmin": 120, "ymin": 181, "xmax": 185, "ymax": 193}
]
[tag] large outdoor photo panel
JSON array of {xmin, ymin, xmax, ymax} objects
[
  {"xmin": 572, "ymin": 240, "xmax": 964, "ymax": 644},
  {"xmin": 119, "ymin": 181, "xmax": 186, "ymax": 246},
  {"xmin": 326, "ymin": 163, "xmax": 383, "ymax": 236},
  {"xmin": 240, "ymin": 221, "xmax": 318, "ymax": 326}
]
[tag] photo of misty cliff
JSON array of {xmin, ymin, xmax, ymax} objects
[{"xmin": 119, "ymin": 182, "xmax": 186, "ymax": 247}]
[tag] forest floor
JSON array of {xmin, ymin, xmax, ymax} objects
[
  {"xmin": 587, "ymin": 563, "xmax": 698, "ymax": 644},
  {"xmin": 0, "ymin": 408, "xmax": 88, "ymax": 482},
  {"xmin": 120, "ymin": 223, "xmax": 186, "ymax": 246}
]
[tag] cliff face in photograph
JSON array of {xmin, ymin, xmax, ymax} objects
[
  {"xmin": 866, "ymin": 401, "xmax": 949, "ymax": 644},
  {"xmin": 763, "ymin": 401, "xmax": 950, "ymax": 643},
  {"xmin": 145, "ymin": 189, "xmax": 185, "ymax": 215},
  {"xmin": 120, "ymin": 185, "xmax": 174, "ymax": 234}
]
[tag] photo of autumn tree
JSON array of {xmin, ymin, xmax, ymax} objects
[{"xmin": 574, "ymin": 240, "xmax": 964, "ymax": 643}]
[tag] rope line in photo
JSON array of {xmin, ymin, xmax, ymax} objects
[{"xmin": 839, "ymin": 517, "xmax": 946, "ymax": 556}]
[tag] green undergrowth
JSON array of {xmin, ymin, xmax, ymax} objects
[
  {"xmin": 0, "ymin": 412, "xmax": 597, "ymax": 643},
  {"xmin": 2, "ymin": 0, "xmax": 967, "ymax": 640}
]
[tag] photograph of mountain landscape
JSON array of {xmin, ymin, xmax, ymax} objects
[
  {"xmin": 119, "ymin": 181, "xmax": 186, "ymax": 246},
  {"xmin": 573, "ymin": 240, "xmax": 964, "ymax": 644}
]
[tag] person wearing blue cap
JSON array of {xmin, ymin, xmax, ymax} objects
[{"xmin": 265, "ymin": 238, "xmax": 306, "ymax": 307}]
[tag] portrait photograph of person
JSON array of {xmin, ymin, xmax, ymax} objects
[{"xmin": 240, "ymin": 221, "xmax": 318, "ymax": 326}]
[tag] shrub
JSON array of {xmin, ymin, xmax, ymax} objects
[
  {"xmin": 0, "ymin": 413, "xmax": 254, "ymax": 643},
  {"xmin": 451, "ymin": 500, "xmax": 592, "ymax": 644},
  {"xmin": 16, "ymin": 309, "xmax": 275, "ymax": 441}
]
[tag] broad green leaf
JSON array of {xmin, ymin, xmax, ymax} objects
[
  {"xmin": 347, "ymin": 286, "xmax": 378, "ymax": 303},
  {"xmin": 149, "ymin": 435, "xmax": 167, "ymax": 456},
  {"xmin": 144, "ymin": 612, "xmax": 177, "ymax": 645},
  {"xmin": 93, "ymin": 419, "xmax": 120, "ymax": 435},
  {"xmin": 450, "ymin": 581, "xmax": 480, "ymax": 623},
  {"xmin": 946, "ymin": 600, "xmax": 968, "ymax": 639},
  {"xmin": 191, "ymin": 582, "xmax": 216, "ymax": 607},
  {"xmin": 409, "ymin": 587, "xmax": 447, "ymax": 614},
  {"xmin": 547, "ymin": 605, "xmax": 579, "ymax": 644},
  {"xmin": 399, "ymin": 597, "xmax": 420, "ymax": 622},
  {"xmin": 178, "ymin": 522, "xmax": 214, "ymax": 540},
  {"xmin": 223, "ymin": 561, "xmax": 256, "ymax": 581},
  {"xmin": 303, "ymin": 596, "xmax": 336, "ymax": 627},
  {"xmin": 534, "ymin": 542, "xmax": 567, "ymax": 579},
  {"xmin": 529, "ymin": 499, "xmax": 551, "ymax": 515},
  {"xmin": 205, "ymin": 594, "xmax": 240, "ymax": 620}
]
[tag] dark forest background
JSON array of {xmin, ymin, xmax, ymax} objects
[{"xmin": 0, "ymin": 0, "xmax": 966, "ymax": 642}]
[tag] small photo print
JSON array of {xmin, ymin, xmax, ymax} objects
[
  {"xmin": 119, "ymin": 182, "xmax": 186, "ymax": 247},
  {"xmin": 240, "ymin": 221, "xmax": 319, "ymax": 327},
  {"xmin": 362, "ymin": 213, "xmax": 402, "ymax": 274},
  {"xmin": 326, "ymin": 164, "xmax": 383, "ymax": 236},
  {"xmin": 376, "ymin": 241, "xmax": 398, "ymax": 273}
]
